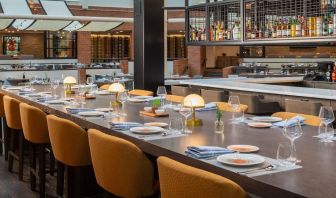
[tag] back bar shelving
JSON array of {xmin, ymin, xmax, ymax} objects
[{"xmin": 186, "ymin": 0, "xmax": 336, "ymax": 45}]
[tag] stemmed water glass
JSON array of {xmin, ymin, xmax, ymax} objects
[
  {"xmin": 228, "ymin": 96, "xmax": 240, "ymax": 123},
  {"xmin": 282, "ymin": 118, "xmax": 303, "ymax": 164},
  {"xmin": 86, "ymin": 77, "xmax": 94, "ymax": 92},
  {"xmin": 117, "ymin": 91, "xmax": 129, "ymax": 117},
  {"xmin": 318, "ymin": 106, "xmax": 335, "ymax": 142},
  {"xmin": 157, "ymin": 86, "xmax": 167, "ymax": 107},
  {"xmin": 51, "ymin": 79, "xmax": 60, "ymax": 98},
  {"xmin": 179, "ymin": 101, "xmax": 193, "ymax": 134}
]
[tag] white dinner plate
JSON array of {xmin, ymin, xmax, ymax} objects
[
  {"xmin": 44, "ymin": 100, "xmax": 65, "ymax": 105},
  {"xmin": 250, "ymin": 116, "xmax": 282, "ymax": 123},
  {"xmin": 78, "ymin": 111, "xmax": 105, "ymax": 117},
  {"xmin": 144, "ymin": 122, "xmax": 168, "ymax": 127},
  {"xmin": 5, "ymin": 86, "xmax": 24, "ymax": 90},
  {"xmin": 133, "ymin": 96, "xmax": 153, "ymax": 100},
  {"xmin": 94, "ymin": 108, "xmax": 113, "ymax": 112},
  {"xmin": 128, "ymin": 98, "xmax": 147, "ymax": 103},
  {"xmin": 217, "ymin": 154, "xmax": 265, "ymax": 167},
  {"xmin": 227, "ymin": 145, "xmax": 260, "ymax": 153},
  {"xmin": 130, "ymin": 126, "xmax": 164, "ymax": 135},
  {"xmin": 95, "ymin": 91, "xmax": 111, "ymax": 95},
  {"xmin": 248, "ymin": 122, "xmax": 272, "ymax": 128}
]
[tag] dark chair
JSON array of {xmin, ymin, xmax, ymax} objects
[
  {"xmin": 171, "ymin": 85, "xmax": 201, "ymax": 97},
  {"xmin": 231, "ymin": 93, "xmax": 281, "ymax": 115},
  {"xmin": 285, "ymin": 99, "xmax": 322, "ymax": 116},
  {"xmin": 201, "ymin": 89, "xmax": 229, "ymax": 103}
]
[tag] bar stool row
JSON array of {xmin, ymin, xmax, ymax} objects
[{"xmin": 0, "ymin": 92, "xmax": 247, "ymax": 198}]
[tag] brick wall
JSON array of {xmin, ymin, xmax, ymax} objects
[
  {"xmin": 77, "ymin": 32, "xmax": 91, "ymax": 64},
  {"xmin": 187, "ymin": 46, "xmax": 206, "ymax": 76},
  {"xmin": 265, "ymin": 46, "xmax": 336, "ymax": 57},
  {"xmin": 0, "ymin": 32, "xmax": 44, "ymax": 59}
]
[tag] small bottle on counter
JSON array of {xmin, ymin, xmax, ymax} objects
[
  {"xmin": 326, "ymin": 65, "xmax": 332, "ymax": 82},
  {"xmin": 22, "ymin": 72, "xmax": 25, "ymax": 79},
  {"xmin": 332, "ymin": 64, "xmax": 336, "ymax": 82}
]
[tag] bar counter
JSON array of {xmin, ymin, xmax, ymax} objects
[
  {"xmin": 1, "ymin": 85, "xmax": 335, "ymax": 197},
  {"xmin": 180, "ymin": 77, "xmax": 336, "ymax": 100}
]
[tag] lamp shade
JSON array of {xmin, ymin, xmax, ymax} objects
[
  {"xmin": 63, "ymin": 76, "xmax": 77, "ymax": 84},
  {"xmin": 108, "ymin": 83, "xmax": 125, "ymax": 93},
  {"xmin": 183, "ymin": 94, "xmax": 205, "ymax": 108}
]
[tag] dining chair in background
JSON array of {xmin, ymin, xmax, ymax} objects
[
  {"xmin": 284, "ymin": 99, "xmax": 322, "ymax": 116},
  {"xmin": 3, "ymin": 95, "xmax": 25, "ymax": 180},
  {"xmin": 20, "ymin": 103, "xmax": 52, "ymax": 197},
  {"xmin": 47, "ymin": 115, "xmax": 97, "ymax": 197},
  {"xmin": 201, "ymin": 89, "xmax": 229, "ymax": 103},
  {"xmin": 166, "ymin": 95, "xmax": 184, "ymax": 103},
  {"xmin": 0, "ymin": 92, "xmax": 9, "ymax": 160},
  {"xmin": 272, "ymin": 112, "xmax": 321, "ymax": 126},
  {"xmin": 129, "ymin": 89, "xmax": 153, "ymax": 96},
  {"xmin": 215, "ymin": 102, "xmax": 248, "ymax": 113},
  {"xmin": 88, "ymin": 129, "xmax": 157, "ymax": 198},
  {"xmin": 157, "ymin": 156, "xmax": 247, "ymax": 198},
  {"xmin": 99, "ymin": 84, "xmax": 110, "ymax": 90}
]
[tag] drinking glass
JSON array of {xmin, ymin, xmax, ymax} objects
[
  {"xmin": 169, "ymin": 117, "xmax": 183, "ymax": 134},
  {"xmin": 157, "ymin": 86, "xmax": 167, "ymax": 106},
  {"xmin": 283, "ymin": 118, "xmax": 303, "ymax": 163},
  {"xmin": 117, "ymin": 91, "xmax": 129, "ymax": 117},
  {"xmin": 228, "ymin": 96, "xmax": 240, "ymax": 123},
  {"xmin": 277, "ymin": 142, "xmax": 297, "ymax": 167},
  {"xmin": 319, "ymin": 106, "xmax": 335, "ymax": 142},
  {"xmin": 51, "ymin": 79, "xmax": 60, "ymax": 98},
  {"xmin": 179, "ymin": 101, "xmax": 193, "ymax": 134},
  {"xmin": 318, "ymin": 123, "xmax": 335, "ymax": 143},
  {"xmin": 86, "ymin": 77, "xmax": 94, "ymax": 92}
]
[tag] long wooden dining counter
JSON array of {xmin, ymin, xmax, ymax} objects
[{"xmin": 1, "ymin": 86, "xmax": 335, "ymax": 198}]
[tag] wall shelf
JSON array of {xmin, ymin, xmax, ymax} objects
[{"xmin": 186, "ymin": 0, "xmax": 336, "ymax": 45}]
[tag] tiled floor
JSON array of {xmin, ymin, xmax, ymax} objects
[{"xmin": 0, "ymin": 155, "xmax": 58, "ymax": 198}]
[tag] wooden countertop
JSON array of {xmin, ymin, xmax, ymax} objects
[{"xmin": 1, "ymin": 85, "xmax": 334, "ymax": 197}]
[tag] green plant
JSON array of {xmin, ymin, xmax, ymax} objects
[
  {"xmin": 150, "ymin": 99, "xmax": 161, "ymax": 108},
  {"xmin": 216, "ymin": 105, "xmax": 223, "ymax": 121}
]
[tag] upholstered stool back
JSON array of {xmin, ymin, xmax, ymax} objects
[{"xmin": 3, "ymin": 96, "xmax": 22, "ymax": 130}]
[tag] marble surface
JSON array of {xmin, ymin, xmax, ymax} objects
[{"xmin": 180, "ymin": 77, "xmax": 336, "ymax": 100}]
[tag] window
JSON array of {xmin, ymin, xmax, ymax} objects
[{"xmin": 45, "ymin": 31, "xmax": 77, "ymax": 58}]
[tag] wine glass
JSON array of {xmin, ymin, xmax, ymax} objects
[
  {"xmin": 86, "ymin": 77, "xmax": 94, "ymax": 92},
  {"xmin": 157, "ymin": 86, "xmax": 167, "ymax": 106},
  {"xmin": 117, "ymin": 91, "xmax": 129, "ymax": 117},
  {"xmin": 318, "ymin": 123, "xmax": 335, "ymax": 143},
  {"xmin": 319, "ymin": 106, "xmax": 335, "ymax": 139},
  {"xmin": 179, "ymin": 101, "xmax": 193, "ymax": 134},
  {"xmin": 283, "ymin": 118, "xmax": 303, "ymax": 163},
  {"xmin": 169, "ymin": 117, "xmax": 183, "ymax": 135},
  {"xmin": 51, "ymin": 79, "xmax": 60, "ymax": 98},
  {"xmin": 277, "ymin": 142, "xmax": 297, "ymax": 167},
  {"xmin": 228, "ymin": 96, "xmax": 240, "ymax": 123}
]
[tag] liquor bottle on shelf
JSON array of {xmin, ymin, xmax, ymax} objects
[
  {"xmin": 226, "ymin": 27, "xmax": 232, "ymax": 40},
  {"xmin": 200, "ymin": 28, "xmax": 206, "ymax": 41},
  {"xmin": 218, "ymin": 21, "xmax": 224, "ymax": 41},
  {"xmin": 232, "ymin": 21, "xmax": 240, "ymax": 40},
  {"xmin": 316, "ymin": 17, "xmax": 322, "ymax": 36},
  {"xmin": 333, "ymin": 14, "xmax": 336, "ymax": 35},
  {"xmin": 332, "ymin": 64, "xmax": 336, "ymax": 82},
  {"xmin": 323, "ymin": 15, "xmax": 329, "ymax": 36},
  {"xmin": 258, "ymin": 25, "xmax": 263, "ymax": 39},
  {"xmin": 291, "ymin": 17, "xmax": 297, "ymax": 38},
  {"xmin": 246, "ymin": 19, "xmax": 252, "ymax": 39},
  {"xmin": 264, "ymin": 22, "xmax": 270, "ymax": 38},
  {"xmin": 272, "ymin": 21, "xmax": 277, "ymax": 38},
  {"xmin": 210, "ymin": 25, "xmax": 214, "ymax": 41},
  {"xmin": 215, "ymin": 21, "xmax": 220, "ymax": 41},
  {"xmin": 251, "ymin": 25, "xmax": 257, "ymax": 39},
  {"xmin": 277, "ymin": 19, "xmax": 282, "ymax": 38},
  {"xmin": 296, "ymin": 16, "xmax": 302, "ymax": 37},
  {"xmin": 326, "ymin": 65, "xmax": 332, "ymax": 82},
  {"xmin": 328, "ymin": 14, "xmax": 334, "ymax": 35},
  {"xmin": 301, "ymin": 16, "xmax": 307, "ymax": 37},
  {"xmin": 282, "ymin": 18, "xmax": 288, "ymax": 38},
  {"xmin": 308, "ymin": 17, "xmax": 316, "ymax": 37}
]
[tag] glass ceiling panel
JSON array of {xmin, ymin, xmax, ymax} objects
[
  {"xmin": 0, "ymin": 0, "xmax": 34, "ymax": 30},
  {"xmin": 78, "ymin": 21, "xmax": 122, "ymax": 32}
]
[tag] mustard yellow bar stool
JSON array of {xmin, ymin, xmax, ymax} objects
[
  {"xmin": 88, "ymin": 129, "xmax": 156, "ymax": 197},
  {"xmin": 129, "ymin": 89, "xmax": 153, "ymax": 96},
  {"xmin": 47, "ymin": 115, "xmax": 96, "ymax": 197},
  {"xmin": 0, "ymin": 92, "xmax": 9, "ymax": 160},
  {"xmin": 20, "ymin": 103, "xmax": 51, "ymax": 197},
  {"xmin": 3, "ymin": 95, "xmax": 25, "ymax": 180},
  {"xmin": 215, "ymin": 102, "xmax": 248, "ymax": 113},
  {"xmin": 157, "ymin": 156, "xmax": 247, "ymax": 198},
  {"xmin": 166, "ymin": 95, "xmax": 184, "ymax": 104},
  {"xmin": 272, "ymin": 112, "xmax": 321, "ymax": 127},
  {"xmin": 99, "ymin": 84, "xmax": 110, "ymax": 90}
]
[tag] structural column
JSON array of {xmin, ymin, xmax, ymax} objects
[
  {"xmin": 187, "ymin": 46, "xmax": 206, "ymax": 76},
  {"xmin": 77, "ymin": 32, "xmax": 92, "ymax": 65},
  {"xmin": 133, "ymin": 0, "xmax": 164, "ymax": 92}
]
